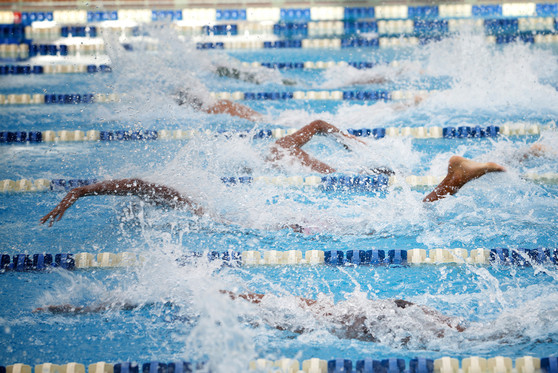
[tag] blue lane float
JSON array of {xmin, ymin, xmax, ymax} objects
[
  {"xmin": 280, "ymin": 8, "xmax": 311, "ymax": 22},
  {"xmin": 86, "ymin": 11, "xmax": 118, "ymax": 22},
  {"xmin": 259, "ymin": 62, "xmax": 305, "ymax": 69},
  {"xmin": 216, "ymin": 9, "xmax": 246, "ymax": 21},
  {"xmin": 152, "ymin": 10, "xmax": 183, "ymax": 21},
  {"xmin": 472, "ymin": 4, "xmax": 503, "ymax": 17},
  {"xmin": 99, "ymin": 130, "xmax": 159, "ymax": 141},
  {"xmin": 49, "ymin": 179, "xmax": 98, "ymax": 192},
  {"xmin": 273, "ymin": 22, "xmax": 308, "ymax": 37},
  {"xmin": 243, "ymin": 92, "xmax": 294, "ymax": 100},
  {"xmin": 0, "ymin": 25, "xmax": 26, "ymax": 44},
  {"xmin": 1, "ymin": 253, "xmax": 74, "ymax": 271},
  {"xmin": 490, "ymin": 248, "xmax": 557, "ymax": 266},
  {"xmin": 343, "ymin": 90, "xmax": 390, "ymax": 100},
  {"xmin": 542, "ymin": 357, "xmax": 558, "ymax": 373},
  {"xmin": 409, "ymin": 6, "xmax": 439, "ymax": 19},
  {"xmin": 43, "ymin": 94, "xmax": 95, "ymax": 104},
  {"xmin": 19, "ymin": 11, "xmax": 54, "ymax": 25},
  {"xmin": 348, "ymin": 128, "xmax": 386, "ymax": 138},
  {"xmin": 443, "ymin": 125, "xmax": 500, "ymax": 138},
  {"xmin": 203, "ymin": 24, "xmax": 238, "ymax": 36},
  {"xmin": 60, "ymin": 26, "xmax": 97, "ymax": 37},
  {"xmin": 320, "ymin": 174, "xmax": 390, "ymax": 191}
]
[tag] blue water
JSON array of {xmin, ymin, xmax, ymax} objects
[{"xmin": 1, "ymin": 31, "xmax": 558, "ymax": 370}]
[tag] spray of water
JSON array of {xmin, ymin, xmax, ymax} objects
[{"xmin": 32, "ymin": 28, "xmax": 558, "ymax": 366}]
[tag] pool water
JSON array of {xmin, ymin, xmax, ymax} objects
[{"xmin": 1, "ymin": 28, "xmax": 558, "ymax": 371}]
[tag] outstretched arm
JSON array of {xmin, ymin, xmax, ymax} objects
[
  {"xmin": 40, "ymin": 178, "xmax": 203, "ymax": 226},
  {"xmin": 206, "ymin": 99, "xmax": 263, "ymax": 122}
]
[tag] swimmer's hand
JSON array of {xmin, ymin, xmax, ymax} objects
[{"xmin": 40, "ymin": 187, "xmax": 85, "ymax": 226}]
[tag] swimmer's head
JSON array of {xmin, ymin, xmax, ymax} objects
[{"xmin": 175, "ymin": 89, "xmax": 204, "ymax": 110}]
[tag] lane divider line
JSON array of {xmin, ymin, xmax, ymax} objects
[
  {"xmin": 0, "ymin": 123, "xmax": 551, "ymax": 145},
  {"xmin": 1, "ymin": 248, "xmax": 556, "ymax": 271},
  {"xmin": 2, "ymin": 356, "xmax": 556, "ymax": 373}
]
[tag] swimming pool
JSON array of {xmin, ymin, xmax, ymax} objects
[{"xmin": 1, "ymin": 3, "xmax": 558, "ymax": 372}]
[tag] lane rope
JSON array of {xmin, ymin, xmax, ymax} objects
[
  {"xmin": 3, "ymin": 356, "xmax": 556, "ymax": 373},
  {"xmin": 0, "ymin": 123, "xmax": 551, "ymax": 146},
  {"xmin": 1, "ymin": 248, "xmax": 557, "ymax": 271},
  {"xmin": 2, "ymin": 4, "xmax": 558, "ymax": 25}
]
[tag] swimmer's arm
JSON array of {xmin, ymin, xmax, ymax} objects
[
  {"xmin": 40, "ymin": 179, "xmax": 203, "ymax": 226},
  {"xmin": 33, "ymin": 301, "xmax": 139, "ymax": 314},
  {"xmin": 221, "ymin": 290, "xmax": 317, "ymax": 307},
  {"xmin": 206, "ymin": 100, "xmax": 263, "ymax": 122}
]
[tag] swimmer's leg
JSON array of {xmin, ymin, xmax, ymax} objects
[{"xmin": 423, "ymin": 156, "xmax": 505, "ymax": 202}]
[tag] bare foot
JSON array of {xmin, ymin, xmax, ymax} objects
[{"xmin": 423, "ymin": 156, "xmax": 505, "ymax": 202}]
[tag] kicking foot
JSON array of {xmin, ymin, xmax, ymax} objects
[
  {"xmin": 447, "ymin": 156, "xmax": 506, "ymax": 186},
  {"xmin": 423, "ymin": 156, "xmax": 505, "ymax": 202}
]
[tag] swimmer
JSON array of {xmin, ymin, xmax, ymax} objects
[
  {"xmin": 222, "ymin": 290, "xmax": 465, "ymax": 341},
  {"xmin": 34, "ymin": 290, "xmax": 465, "ymax": 343},
  {"xmin": 174, "ymin": 88, "xmax": 263, "ymax": 122},
  {"xmin": 40, "ymin": 146, "xmax": 505, "ymax": 226}
]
